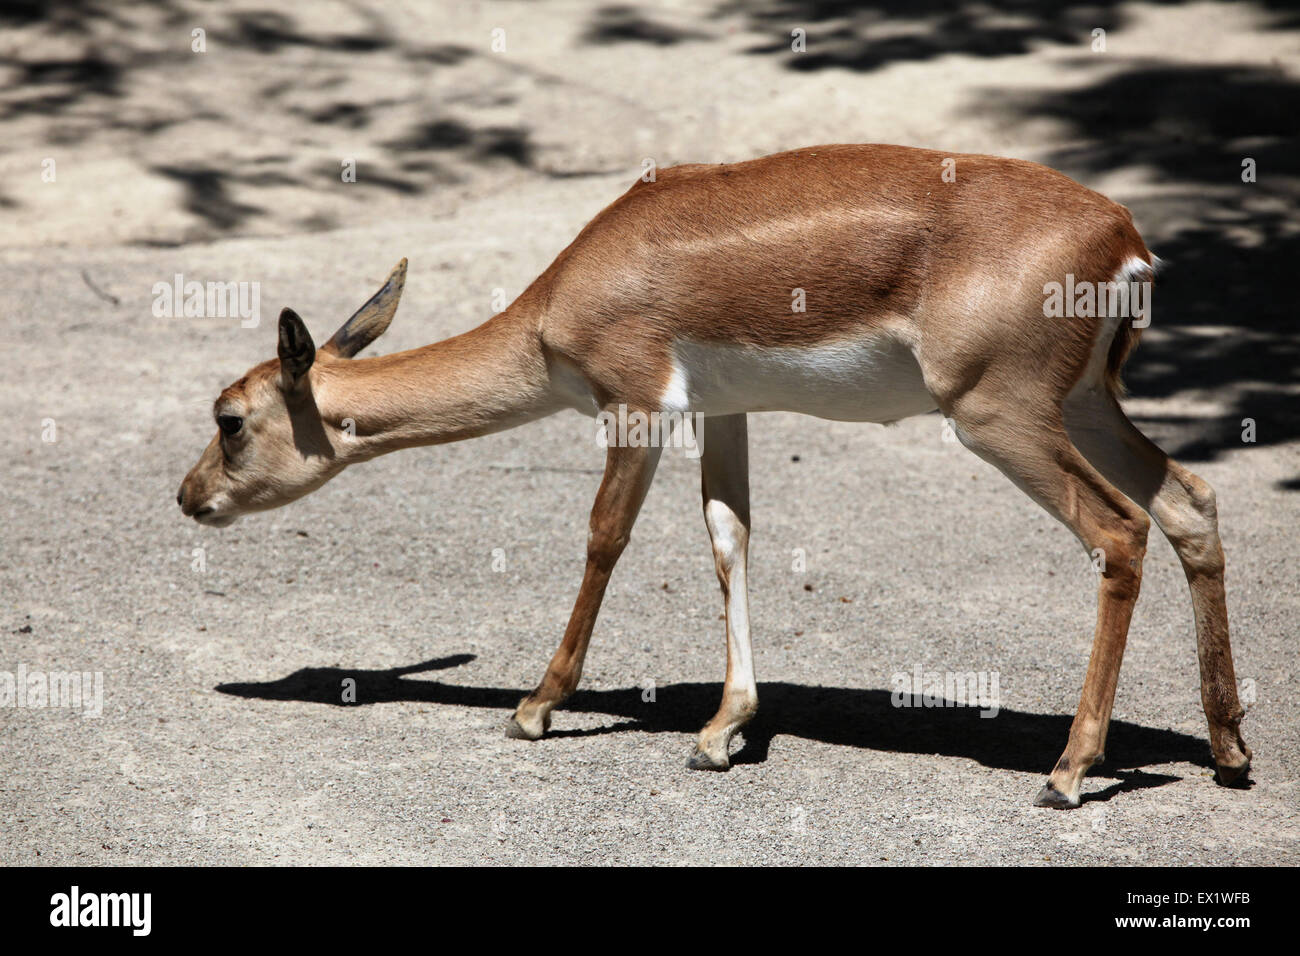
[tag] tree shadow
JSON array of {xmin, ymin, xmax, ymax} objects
[
  {"xmin": 717, "ymin": 0, "xmax": 1141, "ymax": 72},
  {"xmin": 216, "ymin": 655, "xmax": 1213, "ymax": 786},
  {"xmin": 382, "ymin": 119, "xmax": 537, "ymax": 168},
  {"xmin": 580, "ymin": 5, "xmax": 711, "ymax": 46},
  {"xmin": 217, "ymin": 8, "xmax": 394, "ymax": 55},
  {"xmin": 152, "ymin": 164, "xmax": 265, "ymax": 232},
  {"xmin": 0, "ymin": 50, "xmax": 122, "ymax": 120},
  {"xmin": 0, "ymin": 2, "xmax": 549, "ymax": 241},
  {"xmin": 718, "ymin": 0, "xmax": 1299, "ymax": 71},
  {"xmin": 0, "ymin": 0, "xmax": 182, "ymax": 121}
]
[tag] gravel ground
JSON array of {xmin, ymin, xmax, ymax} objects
[{"xmin": 2, "ymin": 1, "xmax": 1297, "ymax": 865}]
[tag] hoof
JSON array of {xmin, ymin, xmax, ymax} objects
[
  {"xmin": 686, "ymin": 748, "xmax": 730, "ymax": 772},
  {"xmin": 1215, "ymin": 759, "xmax": 1251, "ymax": 787},
  {"xmin": 1033, "ymin": 784, "xmax": 1080, "ymax": 809},
  {"xmin": 504, "ymin": 716, "xmax": 545, "ymax": 741}
]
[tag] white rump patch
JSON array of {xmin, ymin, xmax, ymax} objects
[
  {"xmin": 1071, "ymin": 253, "xmax": 1159, "ymax": 394},
  {"xmin": 661, "ymin": 364, "xmax": 690, "ymax": 414},
  {"xmin": 1117, "ymin": 254, "xmax": 1158, "ymax": 283}
]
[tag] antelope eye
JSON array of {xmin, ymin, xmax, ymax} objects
[{"xmin": 217, "ymin": 414, "xmax": 244, "ymax": 437}]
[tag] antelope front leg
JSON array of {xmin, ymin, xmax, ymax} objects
[
  {"xmin": 687, "ymin": 414, "xmax": 757, "ymax": 770},
  {"xmin": 506, "ymin": 438, "xmax": 663, "ymax": 740}
]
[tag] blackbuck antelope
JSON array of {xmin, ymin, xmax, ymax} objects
[{"xmin": 179, "ymin": 144, "xmax": 1251, "ymax": 807}]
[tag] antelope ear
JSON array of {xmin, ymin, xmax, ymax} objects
[
  {"xmin": 322, "ymin": 258, "xmax": 407, "ymax": 358},
  {"xmin": 277, "ymin": 308, "xmax": 316, "ymax": 387}
]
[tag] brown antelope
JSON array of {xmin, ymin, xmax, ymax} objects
[{"xmin": 178, "ymin": 144, "xmax": 1251, "ymax": 807}]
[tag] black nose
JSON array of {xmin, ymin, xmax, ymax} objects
[{"xmin": 176, "ymin": 487, "xmax": 185, "ymax": 508}]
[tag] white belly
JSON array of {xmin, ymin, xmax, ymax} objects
[{"xmin": 663, "ymin": 336, "xmax": 937, "ymax": 422}]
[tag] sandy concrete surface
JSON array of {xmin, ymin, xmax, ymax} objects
[{"xmin": 2, "ymin": 1, "xmax": 1297, "ymax": 864}]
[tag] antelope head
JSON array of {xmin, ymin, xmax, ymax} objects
[{"xmin": 177, "ymin": 259, "xmax": 407, "ymax": 526}]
